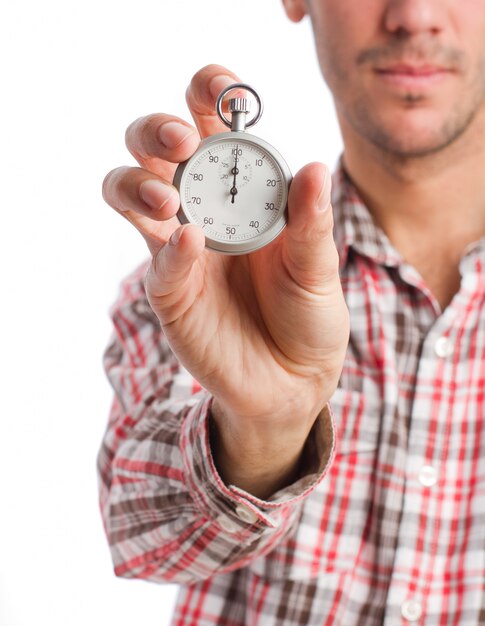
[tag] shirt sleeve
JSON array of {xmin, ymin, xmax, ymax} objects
[{"xmin": 97, "ymin": 259, "xmax": 337, "ymax": 585}]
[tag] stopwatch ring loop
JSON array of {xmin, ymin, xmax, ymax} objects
[{"xmin": 216, "ymin": 83, "xmax": 264, "ymax": 129}]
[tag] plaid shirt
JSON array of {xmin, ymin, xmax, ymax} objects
[{"xmin": 97, "ymin": 164, "xmax": 485, "ymax": 625}]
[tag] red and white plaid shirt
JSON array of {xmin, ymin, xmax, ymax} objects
[{"xmin": 98, "ymin": 164, "xmax": 485, "ymax": 625}]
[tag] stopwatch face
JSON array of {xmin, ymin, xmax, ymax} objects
[{"xmin": 174, "ymin": 133, "xmax": 291, "ymax": 254}]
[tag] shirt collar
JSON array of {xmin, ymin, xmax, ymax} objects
[
  {"xmin": 331, "ymin": 158, "xmax": 403, "ymax": 272},
  {"xmin": 331, "ymin": 158, "xmax": 485, "ymax": 275}
]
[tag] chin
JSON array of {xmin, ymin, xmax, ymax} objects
[{"xmin": 363, "ymin": 107, "xmax": 466, "ymax": 158}]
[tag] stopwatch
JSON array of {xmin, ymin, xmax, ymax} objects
[{"xmin": 173, "ymin": 83, "xmax": 292, "ymax": 254}]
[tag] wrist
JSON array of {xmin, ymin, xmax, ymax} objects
[
  {"xmin": 211, "ymin": 394, "xmax": 326, "ymax": 444},
  {"xmin": 209, "ymin": 396, "xmax": 327, "ymax": 499}
]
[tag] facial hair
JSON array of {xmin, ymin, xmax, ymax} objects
[{"xmin": 347, "ymin": 37, "xmax": 485, "ymax": 159}]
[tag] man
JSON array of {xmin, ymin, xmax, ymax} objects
[{"xmin": 99, "ymin": 0, "xmax": 485, "ymax": 623}]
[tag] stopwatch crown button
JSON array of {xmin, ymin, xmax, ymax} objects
[{"xmin": 229, "ymin": 97, "xmax": 251, "ymax": 114}]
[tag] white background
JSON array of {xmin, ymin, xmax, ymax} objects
[{"xmin": 0, "ymin": 1, "xmax": 342, "ymax": 624}]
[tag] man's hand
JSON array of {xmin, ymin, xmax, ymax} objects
[{"xmin": 102, "ymin": 64, "xmax": 349, "ymax": 497}]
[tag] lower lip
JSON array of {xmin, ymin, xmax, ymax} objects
[{"xmin": 375, "ymin": 70, "xmax": 451, "ymax": 90}]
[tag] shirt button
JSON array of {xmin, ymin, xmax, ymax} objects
[
  {"xmin": 235, "ymin": 504, "xmax": 259, "ymax": 524},
  {"xmin": 434, "ymin": 336, "xmax": 453, "ymax": 358},
  {"xmin": 216, "ymin": 515, "xmax": 240, "ymax": 534},
  {"xmin": 401, "ymin": 599, "xmax": 423, "ymax": 622},
  {"xmin": 418, "ymin": 465, "xmax": 437, "ymax": 487}
]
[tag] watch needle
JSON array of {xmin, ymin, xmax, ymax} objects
[{"xmin": 231, "ymin": 145, "xmax": 239, "ymax": 204}]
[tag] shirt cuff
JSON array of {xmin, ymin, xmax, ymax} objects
[{"xmin": 180, "ymin": 394, "xmax": 336, "ymax": 531}]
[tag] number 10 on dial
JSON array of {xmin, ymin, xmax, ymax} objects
[{"xmin": 173, "ymin": 84, "xmax": 292, "ymax": 255}]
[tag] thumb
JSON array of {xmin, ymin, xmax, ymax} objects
[
  {"xmin": 283, "ymin": 162, "xmax": 340, "ymax": 292},
  {"xmin": 144, "ymin": 224, "xmax": 206, "ymax": 325}
]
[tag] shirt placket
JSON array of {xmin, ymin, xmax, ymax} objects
[{"xmin": 383, "ymin": 262, "xmax": 480, "ymax": 625}]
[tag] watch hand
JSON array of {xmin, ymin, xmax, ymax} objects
[{"xmin": 230, "ymin": 145, "xmax": 239, "ymax": 204}]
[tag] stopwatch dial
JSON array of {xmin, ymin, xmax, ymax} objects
[{"xmin": 180, "ymin": 139, "xmax": 287, "ymax": 247}]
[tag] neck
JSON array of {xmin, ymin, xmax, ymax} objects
[{"xmin": 338, "ymin": 107, "xmax": 485, "ymax": 309}]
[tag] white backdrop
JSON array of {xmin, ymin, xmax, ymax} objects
[{"xmin": 0, "ymin": 1, "xmax": 342, "ymax": 624}]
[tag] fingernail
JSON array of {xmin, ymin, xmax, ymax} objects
[
  {"xmin": 209, "ymin": 75, "xmax": 237, "ymax": 100},
  {"xmin": 139, "ymin": 179, "xmax": 175, "ymax": 210},
  {"xmin": 158, "ymin": 122, "xmax": 195, "ymax": 149},
  {"xmin": 318, "ymin": 167, "xmax": 332, "ymax": 211},
  {"xmin": 169, "ymin": 226, "xmax": 185, "ymax": 246}
]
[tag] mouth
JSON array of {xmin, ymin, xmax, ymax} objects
[{"xmin": 374, "ymin": 64, "xmax": 454, "ymax": 89}]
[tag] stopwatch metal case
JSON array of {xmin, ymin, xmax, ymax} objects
[
  {"xmin": 173, "ymin": 131, "xmax": 292, "ymax": 255},
  {"xmin": 173, "ymin": 83, "xmax": 292, "ymax": 255}
]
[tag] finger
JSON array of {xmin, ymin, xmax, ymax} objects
[
  {"xmin": 124, "ymin": 65, "xmax": 243, "ymax": 178},
  {"xmin": 102, "ymin": 166, "xmax": 181, "ymax": 255},
  {"xmin": 125, "ymin": 113, "xmax": 200, "ymax": 179},
  {"xmin": 145, "ymin": 224, "xmax": 206, "ymax": 325},
  {"xmin": 186, "ymin": 64, "xmax": 244, "ymax": 138},
  {"xmin": 283, "ymin": 163, "xmax": 341, "ymax": 293}
]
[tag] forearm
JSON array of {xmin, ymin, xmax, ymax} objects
[
  {"xmin": 100, "ymin": 394, "xmax": 319, "ymax": 584},
  {"xmin": 210, "ymin": 397, "xmax": 327, "ymax": 500}
]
